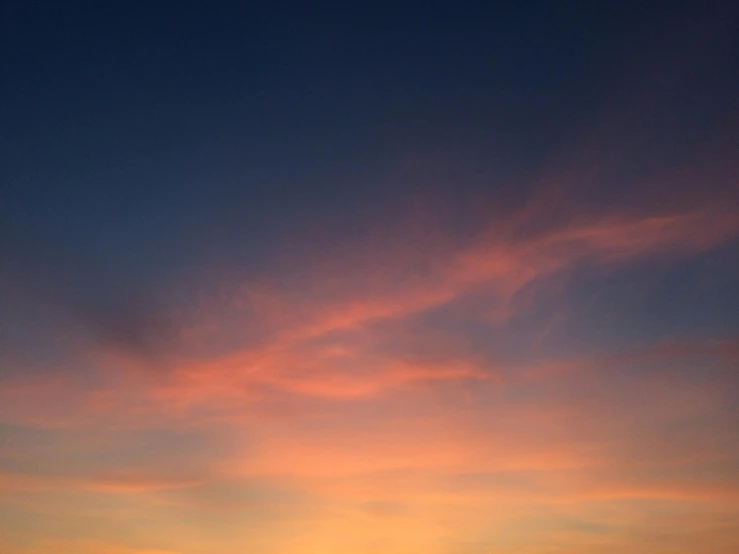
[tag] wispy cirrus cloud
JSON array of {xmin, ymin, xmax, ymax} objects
[{"xmin": 2, "ymin": 173, "xmax": 738, "ymax": 554}]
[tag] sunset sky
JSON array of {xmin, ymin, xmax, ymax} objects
[{"xmin": 2, "ymin": 1, "xmax": 739, "ymax": 553}]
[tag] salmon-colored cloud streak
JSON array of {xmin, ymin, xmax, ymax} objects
[{"xmin": 2, "ymin": 185, "xmax": 738, "ymax": 554}]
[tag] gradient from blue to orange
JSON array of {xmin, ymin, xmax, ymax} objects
[{"xmin": 2, "ymin": 2, "xmax": 739, "ymax": 553}]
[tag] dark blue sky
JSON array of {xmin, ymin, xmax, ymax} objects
[
  {"xmin": 6, "ymin": 1, "xmax": 736, "ymax": 250},
  {"xmin": 2, "ymin": 0, "xmax": 739, "ymax": 364},
  {"xmin": 3, "ymin": 0, "xmax": 737, "ymax": 366}
]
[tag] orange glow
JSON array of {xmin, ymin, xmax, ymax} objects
[{"xmin": 2, "ymin": 200, "xmax": 739, "ymax": 554}]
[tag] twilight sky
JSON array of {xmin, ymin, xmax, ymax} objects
[{"xmin": 2, "ymin": 1, "xmax": 739, "ymax": 553}]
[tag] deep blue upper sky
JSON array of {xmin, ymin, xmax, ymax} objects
[{"xmin": 3, "ymin": 0, "xmax": 738, "ymax": 364}]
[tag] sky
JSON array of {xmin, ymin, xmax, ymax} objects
[{"xmin": 2, "ymin": 1, "xmax": 739, "ymax": 553}]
